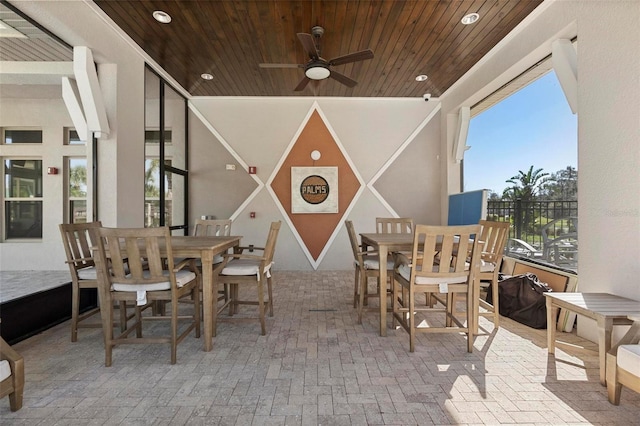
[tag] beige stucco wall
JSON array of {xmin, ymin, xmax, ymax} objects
[{"xmin": 189, "ymin": 97, "xmax": 441, "ymax": 270}]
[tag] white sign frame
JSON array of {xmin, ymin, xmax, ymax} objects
[{"xmin": 291, "ymin": 166, "xmax": 338, "ymax": 214}]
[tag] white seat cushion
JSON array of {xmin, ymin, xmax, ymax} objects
[
  {"xmin": 617, "ymin": 344, "xmax": 640, "ymax": 377},
  {"xmin": 112, "ymin": 270, "xmax": 196, "ymax": 305},
  {"xmin": 77, "ymin": 266, "xmax": 97, "ymax": 280},
  {"xmin": 397, "ymin": 264, "xmax": 469, "ymax": 285},
  {"xmin": 361, "ymin": 257, "xmax": 395, "ymax": 271},
  {"xmin": 221, "ymin": 258, "xmax": 273, "ymax": 279},
  {"xmin": 480, "ymin": 260, "xmax": 496, "ymax": 273},
  {"xmin": 0, "ymin": 359, "xmax": 11, "ymax": 381}
]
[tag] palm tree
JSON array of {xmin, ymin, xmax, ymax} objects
[
  {"xmin": 502, "ymin": 166, "xmax": 550, "ymax": 201},
  {"xmin": 69, "ymin": 165, "xmax": 87, "ymax": 197},
  {"xmin": 502, "ymin": 166, "xmax": 550, "ymax": 236}
]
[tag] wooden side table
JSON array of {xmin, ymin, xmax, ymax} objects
[{"xmin": 544, "ymin": 292, "xmax": 640, "ymax": 385}]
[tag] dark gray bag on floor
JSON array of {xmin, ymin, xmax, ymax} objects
[{"xmin": 486, "ymin": 273, "xmax": 553, "ymax": 329}]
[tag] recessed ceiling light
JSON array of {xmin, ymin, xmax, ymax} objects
[
  {"xmin": 201, "ymin": 73, "xmax": 214, "ymax": 80},
  {"xmin": 152, "ymin": 10, "xmax": 172, "ymax": 24},
  {"xmin": 415, "ymin": 74, "xmax": 428, "ymax": 82},
  {"xmin": 461, "ymin": 13, "xmax": 480, "ymax": 25}
]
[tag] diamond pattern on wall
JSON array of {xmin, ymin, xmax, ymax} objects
[{"xmin": 270, "ymin": 105, "xmax": 361, "ymax": 267}]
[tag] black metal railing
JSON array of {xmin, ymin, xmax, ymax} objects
[{"xmin": 487, "ymin": 199, "xmax": 578, "ymax": 272}]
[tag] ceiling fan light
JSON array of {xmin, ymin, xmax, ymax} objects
[{"xmin": 305, "ymin": 66, "xmax": 330, "ymax": 80}]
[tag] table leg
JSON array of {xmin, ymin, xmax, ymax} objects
[
  {"xmin": 597, "ymin": 317, "xmax": 613, "ymax": 386},
  {"xmin": 546, "ymin": 297, "xmax": 557, "ymax": 355},
  {"xmin": 201, "ymin": 251, "xmax": 214, "ymax": 352},
  {"xmin": 379, "ymin": 245, "xmax": 388, "ymax": 337}
]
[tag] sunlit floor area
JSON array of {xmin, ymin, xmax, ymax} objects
[{"xmin": 1, "ymin": 270, "xmax": 639, "ymax": 425}]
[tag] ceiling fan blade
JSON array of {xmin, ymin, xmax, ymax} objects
[
  {"xmin": 329, "ymin": 49, "xmax": 374, "ymax": 66},
  {"xmin": 329, "ymin": 70, "xmax": 358, "ymax": 88},
  {"xmin": 259, "ymin": 63, "xmax": 303, "ymax": 69},
  {"xmin": 294, "ymin": 76, "xmax": 311, "ymax": 91},
  {"xmin": 297, "ymin": 33, "xmax": 319, "ymax": 60}
]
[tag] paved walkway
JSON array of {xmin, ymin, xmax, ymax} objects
[{"xmin": 1, "ymin": 270, "xmax": 639, "ymax": 424}]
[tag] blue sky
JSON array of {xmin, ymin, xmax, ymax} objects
[{"xmin": 464, "ymin": 71, "xmax": 577, "ymax": 195}]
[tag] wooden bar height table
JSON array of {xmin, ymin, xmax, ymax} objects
[
  {"xmin": 544, "ymin": 292, "xmax": 640, "ymax": 385},
  {"xmin": 95, "ymin": 235, "xmax": 241, "ymax": 352},
  {"xmin": 359, "ymin": 232, "xmax": 414, "ymax": 336}
]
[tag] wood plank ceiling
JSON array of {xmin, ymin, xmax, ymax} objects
[{"xmin": 100, "ymin": 1, "xmax": 541, "ymax": 98}]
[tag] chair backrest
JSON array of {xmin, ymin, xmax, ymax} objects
[
  {"xmin": 262, "ymin": 221, "xmax": 282, "ymax": 265},
  {"xmin": 478, "ymin": 220, "xmax": 510, "ymax": 264},
  {"xmin": 94, "ymin": 226, "xmax": 176, "ymax": 289},
  {"xmin": 376, "ymin": 217, "xmax": 414, "ymax": 234},
  {"xmin": 344, "ymin": 220, "xmax": 362, "ymax": 262},
  {"xmin": 59, "ymin": 221, "xmax": 103, "ymax": 274},
  {"xmin": 410, "ymin": 224, "xmax": 482, "ymax": 285},
  {"xmin": 193, "ymin": 219, "xmax": 232, "ymax": 237}
]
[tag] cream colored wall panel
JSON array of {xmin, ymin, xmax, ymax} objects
[
  {"xmin": 375, "ymin": 114, "xmax": 441, "ymax": 225},
  {"xmin": 189, "ymin": 98, "xmax": 313, "ymax": 182},
  {"xmin": 188, "ymin": 109, "xmax": 258, "ymax": 224},
  {"xmin": 319, "ymin": 98, "xmax": 434, "ymax": 183}
]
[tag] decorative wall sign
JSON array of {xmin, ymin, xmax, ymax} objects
[{"xmin": 291, "ymin": 166, "xmax": 338, "ymax": 213}]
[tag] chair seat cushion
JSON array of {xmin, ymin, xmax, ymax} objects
[
  {"xmin": 618, "ymin": 344, "xmax": 640, "ymax": 377},
  {"xmin": 77, "ymin": 266, "xmax": 97, "ymax": 280},
  {"xmin": 480, "ymin": 260, "xmax": 496, "ymax": 273},
  {"xmin": 112, "ymin": 270, "xmax": 196, "ymax": 305},
  {"xmin": 221, "ymin": 258, "xmax": 273, "ymax": 278},
  {"xmin": 0, "ymin": 359, "xmax": 11, "ymax": 381},
  {"xmin": 360, "ymin": 257, "xmax": 395, "ymax": 271},
  {"xmin": 397, "ymin": 264, "xmax": 468, "ymax": 285}
]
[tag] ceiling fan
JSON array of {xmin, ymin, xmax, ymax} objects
[{"xmin": 259, "ymin": 26, "xmax": 374, "ymax": 91}]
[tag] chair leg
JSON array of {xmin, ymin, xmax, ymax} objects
[
  {"xmin": 101, "ymin": 292, "xmax": 114, "ymax": 367},
  {"xmin": 71, "ymin": 282, "xmax": 80, "ymax": 342},
  {"xmin": 257, "ymin": 280, "xmax": 266, "ymax": 335},
  {"xmin": 135, "ymin": 306, "xmax": 144, "ymax": 338},
  {"xmin": 168, "ymin": 298, "xmax": 177, "ymax": 365},
  {"xmin": 408, "ymin": 290, "xmax": 416, "ymax": 353},
  {"xmin": 194, "ymin": 284, "xmax": 201, "ymax": 338},
  {"xmin": 8, "ymin": 387, "xmax": 23, "ymax": 412},
  {"xmin": 357, "ymin": 274, "xmax": 366, "ymax": 325},
  {"xmin": 353, "ymin": 268, "xmax": 359, "ymax": 308},
  {"xmin": 491, "ymin": 279, "xmax": 500, "ymax": 328},
  {"xmin": 391, "ymin": 277, "xmax": 398, "ymax": 329},
  {"xmin": 267, "ymin": 276, "xmax": 274, "ymax": 317},
  {"xmin": 466, "ymin": 289, "xmax": 474, "ymax": 353}
]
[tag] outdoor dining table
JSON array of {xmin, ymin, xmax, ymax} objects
[
  {"xmin": 95, "ymin": 235, "xmax": 241, "ymax": 352},
  {"xmin": 359, "ymin": 232, "xmax": 481, "ymax": 337},
  {"xmin": 359, "ymin": 232, "xmax": 414, "ymax": 336}
]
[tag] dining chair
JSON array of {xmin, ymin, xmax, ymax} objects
[
  {"xmin": 59, "ymin": 221, "xmax": 131, "ymax": 341},
  {"xmin": 93, "ymin": 226, "xmax": 201, "ymax": 366},
  {"xmin": 345, "ymin": 220, "xmax": 394, "ymax": 324},
  {"xmin": 606, "ymin": 315, "xmax": 640, "ymax": 405},
  {"xmin": 475, "ymin": 220, "xmax": 510, "ymax": 329},
  {"xmin": 212, "ymin": 221, "xmax": 281, "ymax": 335},
  {"xmin": 375, "ymin": 217, "xmax": 414, "ymax": 234},
  {"xmin": 193, "ymin": 218, "xmax": 233, "ymax": 302},
  {"xmin": 0, "ymin": 333, "xmax": 24, "ymax": 411},
  {"xmin": 392, "ymin": 224, "xmax": 482, "ymax": 353}
]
